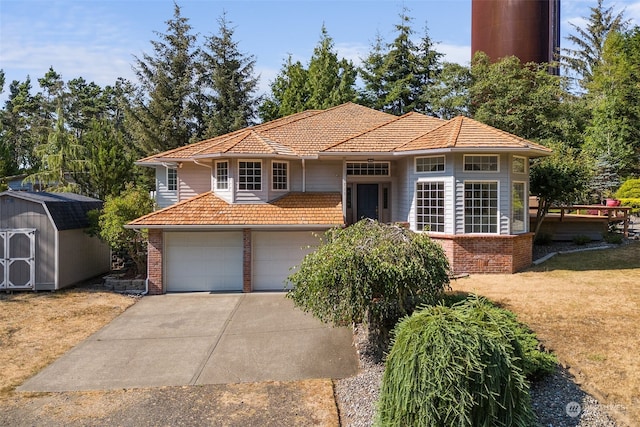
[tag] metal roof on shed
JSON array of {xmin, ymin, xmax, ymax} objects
[{"xmin": 0, "ymin": 191, "xmax": 103, "ymax": 230}]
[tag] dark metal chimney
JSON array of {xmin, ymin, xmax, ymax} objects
[{"xmin": 472, "ymin": 0, "xmax": 560, "ymax": 69}]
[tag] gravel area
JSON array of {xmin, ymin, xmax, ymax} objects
[{"xmin": 335, "ymin": 327, "xmax": 623, "ymax": 427}]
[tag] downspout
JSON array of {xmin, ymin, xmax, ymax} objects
[{"xmin": 302, "ymin": 159, "xmax": 306, "ymax": 192}]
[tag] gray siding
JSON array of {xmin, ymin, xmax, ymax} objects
[
  {"xmin": 0, "ymin": 197, "xmax": 55, "ymax": 286},
  {"xmin": 402, "ymin": 154, "xmax": 455, "ymax": 234},
  {"xmin": 453, "ymin": 153, "xmax": 510, "ymax": 235},
  {"xmin": 58, "ymin": 229, "xmax": 110, "ymax": 287},
  {"xmin": 155, "ymin": 165, "xmax": 178, "ymax": 208},
  {"xmin": 305, "ymin": 160, "xmax": 342, "ymax": 192}
]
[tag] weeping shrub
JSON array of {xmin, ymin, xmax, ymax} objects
[
  {"xmin": 286, "ymin": 219, "xmax": 450, "ymax": 360},
  {"xmin": 376, "ymin": 298, "xmax": 536, "ymax": 427}
]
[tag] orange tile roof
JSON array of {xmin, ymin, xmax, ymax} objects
[
  {"xmin": 127, "ymin": 192, "xmax": 345, "ymax": 227},
  {"xmin": 137, "ymin": 104, "xmax": 552, "ymax": 164},
  {"xmin": 397, "ymin": 116, "xmax": 553, "ymax": 153},
  {"xmin": 323, "ymin": 112, "xmax": 444, "ymax": 152}
]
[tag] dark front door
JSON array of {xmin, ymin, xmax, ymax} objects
[{"xmin": 357, "ymin": 184, "xmax": 379, "ymax": 220}]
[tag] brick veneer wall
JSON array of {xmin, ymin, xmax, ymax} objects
[
  {"xmin": 431, "ymin": 233, "xmax": 534, "ymax": 274},
  {"xmin": 147, "ymin": 229, "xmax": 164, "ymax": 294},
  {"xmin": 243, "ymin": 228, "xmax": 252, "ymax": 292}
]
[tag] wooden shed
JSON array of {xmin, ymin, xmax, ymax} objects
[{"xmin": 0, "ymin": 191, "xmax": 111, "ymax": 291}]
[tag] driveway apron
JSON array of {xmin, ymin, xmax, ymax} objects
[{"xmin": 18, "ymin": 293, "xmax": 358, "ymax": 392}]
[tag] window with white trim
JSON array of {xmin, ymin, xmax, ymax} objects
[
  {"xmin": 464, "ymin": 155, "xmax": 499, "ymax": 172},
  {"xmin": 416, "ymin": 181, "xmax": 445, "ymax": 232},
  {"xmin": 272, "ymin": 161, "xmax": 288, "ymax": 191},
  {"xmin": 512, "ymin": 156, "xmax": 526, "ymax": 174},
  {"xmin": 167, "ymin": 167, "xmax": 177, "ymax": 191},
  {"xmin": 216, "ymin": 161, "xmax": 229, "ymax": 190},
  {"xmin": 346, "ymin": 161, "xmax": 390, "ymax": 176},
  {"xmin": 238, "ymin": 161, "xmax": 262, "ymax": 191},
  {"xmin": 464, "ymin": 181, "xmax": 498, "ymax": 233},
  {"xmin": 416, "ymin": 156, "xmax": 445, "ymax": 173},
  {"xmin": 512, "ymin": 182, "xmax": 526, "ymax": 233}
]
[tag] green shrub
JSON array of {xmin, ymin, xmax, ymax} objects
[
  {"xmin": 287, "ymin": 219, "xmax": 450, "ymax": 359},
  {"xmin": 604, "ymin": 232, "xmax": 624, "ymax": 244},
  {"xmin": 615, "ymin": 178, "xmax": 640, "ymax": 198},
  {"xmin": 572, "ymin": 235, "xmax": 592, "ymax": 245},
  {"xmin": 377, "ymin": 298, "xmax": 536, "ymax": 427}
]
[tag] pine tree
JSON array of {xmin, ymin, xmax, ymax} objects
[
  {"xmin": 258, "ymin": 26, "xmax": 357, "ymax": 121},
  {"xmin": 305, "ymin": 25, "xmax": 357, "ymax": 110},
  {"xmin": 562, "ymin": 0, "xmax": 628, "ymax": 90},
  {"xmin": 198, "ymin": 12, "xmax": 260, "ymax": 138},
  {"xmin": 129, "ymin": 3, "xmax": 198, "ymax": 154}
]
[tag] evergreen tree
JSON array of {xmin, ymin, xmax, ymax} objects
[
  {"xmin": 258, "ymin": 26, "xmax": 356, "ymax": 121},
  {"xmin": 258, "ymin": 56, "xmax": 309, "ymax": 121},
  {"xmin": 469, "ymin": 52, "xmax": 578, "ymax": 145},
  {"xmin": 359, "ymin": 11, "xmax": 443, "ymax": 115},
  {"xmin": 562, "ymin": 0, "xmax": 628, "ymax": 90},
  {"xmin": 422, "ymin": 62, "xmax": 471, "ymax": 119},
  {"xmin": 25, "ymin": 102, "xmax": 86, "ymax": 192},
  {"xmin": 198, "ymin": 12, "xmax": 260, "ymax": 137},
  {"xmin": 583, "ymin": 29, "xmax": 640, "ymax": 178},
  {"xmin": 1, "ymin": 78, "xmax": 38, "ymax": 173},
  {"xmin": 359, "ymin": 32, "xmax": 387, "ymax": 111},
  {"xmin": 305, "ymin": 25, "xmax": 357, "ymax": 110},
  {"xmin": 129, "ymin": 3, "xmax": 198, "ymax": 154},
  {"xmin": 75, "ymin": 118, "xmax": 134, "ymax": 199}
]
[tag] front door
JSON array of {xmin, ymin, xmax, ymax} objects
[{"xmin": 357, "ymin": 184, "xmax": 379, "ymax": 220}]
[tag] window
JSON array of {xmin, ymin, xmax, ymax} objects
[
  {"xmin": 512, "ymin": 156, "xmax": 526, "ymax": 174},
  {"xmin": 464, "ymin": 182, "xmax": 498, "ymax": 233},
  {"xmin": 512, "ymin": 182, "xmax": 526, "ymax": 233},
  {"xmin": 416, "ymin": 181, "xmax": 445, "ymax": 232},
  {"xmin": 416, "ymin": 156, "xmax": 445, "ymax": 173},
  {"xmin": 167, "ymin": 167, "xmax": 177, "ymax": 191},
  {"xmin": 272, "ymin": 161, "xmax": 288, "ymax": 191},
  {"xmin": 346, "ymin": 162, "xmax": 390, "ymax": 176},
  {"xmin": 216, "ymin": 161, "xmax": 229, "ymax": 190},
  {"xmin": 464, "ymin": 155, "xmax": 499, "ymax": 172},
  {"xmin": 238, "ymin": 161, "xmax": 262, "ymax": 191}
]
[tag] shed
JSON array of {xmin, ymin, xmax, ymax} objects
[{"xmin": 0, "ymin": 191, "xmax": 111, "ymax": 291}]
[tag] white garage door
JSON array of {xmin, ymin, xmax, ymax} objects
[
  {"xmin": 253, "ymin": 231, "xmax": 321, "ymax": 291},
  {"xmin": 165, "ymin": 232, "xmax": 243, "ymax": 292}
]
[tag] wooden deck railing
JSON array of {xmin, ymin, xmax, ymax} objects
[{"xmin": 552, "ymin": 205, "xmax": 631, "ymax": 237}]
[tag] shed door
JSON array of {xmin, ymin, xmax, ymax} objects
[
  {"xmin": 252, "ymin": 231, "xmax": 320, "ymax": 291},
  {"xmin": 0, "ymin": 229, "xmax": 36, "ymax": 290},
  {"xmin": 165, "ymin": 232, "xmax": 243, "ymax": 292}
]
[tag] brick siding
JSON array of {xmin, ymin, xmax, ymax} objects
[
  {"xmin": 431, "ymin": 233, "xmax": 534, "ymax": 274},
  {"xmin": 147, "ymin": 229, "xmax": 164, "ymax": 294},
  {"xmin": 243, "ymin": 228, "xmax": 252, "ymax": 292}
]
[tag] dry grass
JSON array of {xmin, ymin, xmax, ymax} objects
[
  {"xmin": 451, "ymin": 241, "xmax": 640, "ymax": 427},
  {"xmin": 0, "ymin": 287, "xmax": 136, "ymax": 396}
]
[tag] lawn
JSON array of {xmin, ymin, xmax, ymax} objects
[
  {"xmin": 0, "ymin": 287, "xmax": 136, "ymax": 396},
  {"xmin": 451, "ymin": 241, "xmax": 640, "ymax": 427}
]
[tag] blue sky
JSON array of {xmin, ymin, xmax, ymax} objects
[{"xmin": 1, "ymin": 0, "xmax": 639, "ymax": 103}]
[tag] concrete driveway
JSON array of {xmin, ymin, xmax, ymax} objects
[{"xmin": 18, "ymin": 293, "xmax": 358, "ymax": 392}]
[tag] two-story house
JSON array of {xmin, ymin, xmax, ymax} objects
[{"xmin": 128, "ymin": 103, "xmax": 551, "ymax": 294}]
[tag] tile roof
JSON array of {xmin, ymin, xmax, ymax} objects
[
  {"xmin": 137, "ymin": 103, "xmax": 551, "ymax": 163},
  {"xmin": 323, "ymin": 112, "xmax": 444, "ymax": 152},
  {"xmin": 127, "ymin": 192, "xmax": 344, "ymax": 228},
  {"xmin": 396, "ymin": 116, "xmax": 553, "ymax": 153}
]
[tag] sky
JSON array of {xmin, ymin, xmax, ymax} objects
[{"xmin": 1, "ymin": 0, "xmax": 640, "ymax": 104}]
